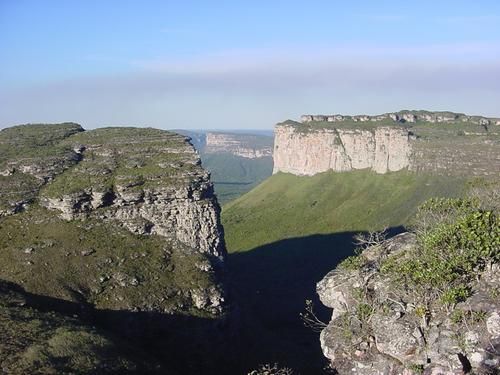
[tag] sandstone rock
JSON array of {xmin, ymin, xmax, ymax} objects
[
  {"xmin": 389, "ymin": 113, "xmax": 400, "ymax": 122},
  {"xmin": 317, "ymin": 232, "xmax": 500, "ymax": 374},
  {"xmin": 402, "ymin": 113, "xmax": 417, "ymax": 123},
  {"xmin": 273, "ymin": 125, "xmax": 411, "ymax": 175},
  {"xmin": 40, "ymin": 130, "xmax": 226, "ymax": 260},
  {"xmin": 274, "ymin": 111, "xmax": 500, "ymax": 178}
]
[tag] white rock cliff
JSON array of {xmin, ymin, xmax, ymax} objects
[{"xmin": 273, "ymin": 124, "xmax": 412, "ymax": 175}]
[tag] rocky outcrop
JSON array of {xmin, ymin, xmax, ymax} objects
[
  {"xmin": 273, "ymin": 124, "xmax": 411, "ymax": 175},
  {"xmin": 205, "ymin": 132, "xmax": 273, "ymax": 159},
  {"xmin": 0, "ymin": 123, "xmax": 85, "ymax": 216},
  {"xmin": 40, "ymin": 128, "xmax": 225, "ymax": 259},
  {"xmin": 0, "ymin": 125, "xmax": 227, "ymax": 317},
  {"xmin": 317, "ymin": 233, "xmax": 500, "ymax": 375}
]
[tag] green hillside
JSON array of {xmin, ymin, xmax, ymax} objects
[
  {"xmin": 223, "ymin": 170, "xmax": 466, "ymax": 252},
  {"xmin": 220, "ymin": 170, "xmax": 470, "ymax": 373},
  {"xmin": 201, "ymin": 152, "xmax": 273, "ymax": 204}
]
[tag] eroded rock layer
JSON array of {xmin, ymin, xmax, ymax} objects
[
  {"xmin": 205, "ymin": 132, "xmax": 273, "ymax": 159},
  {"xmin": 273, "ymin": 110, "xmax": 500, "ymax": 177},
  {"xmin": 317, "ymin": 233, "xmax": 500, "ymax": 374},
  {"xmin": 0, "ymin": 124, "xmax": 226, "ymax": 316},
  {"xmin": 273, "ymin": 125, "xmax": 411, "ymax": 175}
]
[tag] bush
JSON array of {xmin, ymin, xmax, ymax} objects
[{"xmin": 381, "ymin": 197, "xmax": 499, "ymax": 309}]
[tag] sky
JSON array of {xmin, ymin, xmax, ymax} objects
[{"xmin": 1, "ymin": 0, "xmax": 500, "ymax": 130}]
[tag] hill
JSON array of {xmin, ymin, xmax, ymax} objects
[
  {"xmin": 0, "ymin": 123, "xmax": 228, "ymax": 374},
  {"xmin": 223, "ymin": 170, "xmax": 466, "ymax": 252},
  {"xmin": 221, "ymin": 170, "xmax": 471, "ymax": 373}
]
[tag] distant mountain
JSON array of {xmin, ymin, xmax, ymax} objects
[{"xmin": 175, "ymin": 129, "xmax": 274, "ymax": 204}]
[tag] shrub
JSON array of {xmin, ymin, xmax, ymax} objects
[{"xmin": 381, "ymin": 197, "xmax": 499, "ymax": 310}]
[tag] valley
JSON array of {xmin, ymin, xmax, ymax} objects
[
  {"xmin": 176, "ymin": 130, "xmax": 274, "ymax": 204},
  {"xmin": 3, "ymin": 3, "xmax": 500, "ymax": 373},
  {"xmin": 0, "ymin": 111, "xmax": 498, "ymax": 374}
]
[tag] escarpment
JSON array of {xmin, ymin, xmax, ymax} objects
[
  {"xmin": 273, "ymin": 125, "xmax": 411, "ymax": 174},
  {"xmin": 39, "ymin": 127, "xmax": 225, "ymax": 259},
  {"xmin": 274, "ymin": 110, "xmax": 500, "ymax": 176},
  {"xmin": 204, "ymin": 132, "xmax": 273, "ymax": 159},
  {"xmin": 0, "ymin": 124, "xmax": 226, "ymax": 316}
]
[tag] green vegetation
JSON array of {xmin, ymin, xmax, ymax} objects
[
  {"xmin": 0, "ymin": 205, "xmax": 217, "ymax": 317},
  {"xmin": 221, "ymin": 169, "xmax": 469, "ymax": 373},
  {"xmin": 0, "ymin": 123, "xmax": 84, "ymax": 212},
  {"xmin": 380, "ymin": 197, "xmax": 499, "ymax": 310},
  {"xmin": 0, "ymin": 280, "xmax": 159, "ymax": 373},
  {"xmin": 0, "ymin": 122, "xmax": 83, "ymax": 166},
  {"xmin": 286, "ymin": 110, "xmax": 498, "ymax": 135},
  {"xmin": 201, "ymin": 152, "xmax": 273, "ymax": 204},
  {"xmin": 42, "ymin": 127, "xmax": 199, "ymax": 198},
  {"xmin": 303, "ymin": 185, "xmax": 498, "ymax": 373},
  {"xmin": 223, "ymin": 170, "xmax": 466, "ymax": 252}
]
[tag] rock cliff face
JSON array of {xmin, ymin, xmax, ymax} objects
[
  {"xmin": 0, "ymin": 124, "xmax": 226, "ymax": 316},
  {"xmin": 317, "ymin": 229, "xmax": 500, "ymax": 375},
  {"xmin": 273, "ymin": 110, "xmax": 500, "ymax": 177},
  {"xmin": 39, "ymin": 128, "xmax": 224, "ymax": 259},
  {"xmin": 273, "ymin": 124, "xmax": 411, "ymax": 175},
  {"xmin": 205, "ymin": 132, "xmax": 273, "ymax": 159}
]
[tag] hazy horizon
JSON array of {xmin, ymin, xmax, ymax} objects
[{"xmin": 1, "ymin": 1, "xmax": 500, "ymax": 129}]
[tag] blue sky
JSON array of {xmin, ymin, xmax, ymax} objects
[{"xmin": 1, "ymin": 0, "xmax": 500, "ymax": 129}]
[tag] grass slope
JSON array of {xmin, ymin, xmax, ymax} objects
[
  {"xmin": 221, "ymin": 170, "xmax": 469, "ymax": 373},
  {"xmin": 201, "ymin": 152, "xmax": 273, "ymax": 204},
  {"xmin": 223, "ymin": 170, "xmax": 466, "ymax": 252},
  {"xmin": 0, "ymin": 280, "xmax": 161, "ymax": 374}
]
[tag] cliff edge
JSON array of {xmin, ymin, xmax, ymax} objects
[
  {"xmin": 274, "ymin": 124, "xmax": 411, "ymax": 175},
  {"xmin": 0, "ymin": 124, "xmax": 226, "ymax": 316},
  {"xmin": 273, "ymin": 110, "xmax": 500, "ymax": 177}
]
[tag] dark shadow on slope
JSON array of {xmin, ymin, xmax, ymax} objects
[
  {"xmin": 1, "ymin": 227, "xmax": 405, "ymax": 374},
  {"xmin": 0, "ymin": 279, "xmax": 231, "ymax": 375},
  {"xmin": 227, "ymin": 227, "xmax": 405, "ymax": 374}
]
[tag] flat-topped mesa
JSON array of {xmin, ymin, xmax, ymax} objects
[
  {"xmin": 274, "ymin": 124, "xmax": 412, "ymax": 175},
  {"xmin": 274, "ymin": 110, "xmax": 500, "ymax": 177},
  {"xmin": 300, "ymin": 110, "xmax": 500, "ymax": 125},
  {"xmin": 204, "ymin": 132, "xmax": 273, "ymax": 159}
]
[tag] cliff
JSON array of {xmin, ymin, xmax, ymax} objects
[
  {"xmin": 273, "ymin": 110, "xmax": 500, "ymax": 177},
  {"xmin": 273, "ymin": 125, "xmax": 411, "ymax": 174},
  {"xmin": 0, "ymin": 124, "xmax": 226, "ymax": 316},
  {"xmin": 205, "ymin": 132, "xmax": 273, "ymax": 159},
  {"xmin": 300, "ymin": 110, "xmax": 500, "ymax": 126}
]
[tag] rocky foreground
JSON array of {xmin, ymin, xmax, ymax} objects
[{"xmin": 317, "ymin": 195, "xmax": 500, "ymax": 374}]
